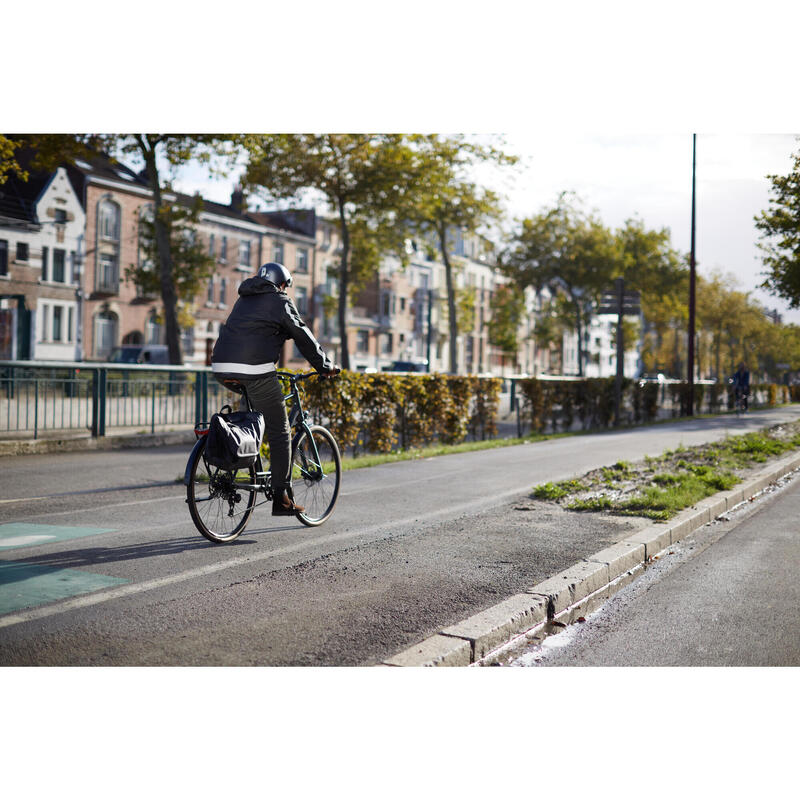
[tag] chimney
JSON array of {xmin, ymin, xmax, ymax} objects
[{"xmin": 230, "ymin": 184, "xmax": 244, "ymax": 213}]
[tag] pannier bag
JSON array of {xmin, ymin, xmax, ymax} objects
[{"xmin": 205, "ymin": 404, "xmax": 265, "ymax": 471}]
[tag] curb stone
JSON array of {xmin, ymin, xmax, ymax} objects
[
  {"xmin": 381, "ymin": 450, "xmax": 800, "ymax": 667},
  {"xmin": 0, "ymin": 430, "xmax": 194, "ymax": 457}
]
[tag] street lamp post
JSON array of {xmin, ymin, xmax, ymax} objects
[{"xmin": 688, "ymin": 133, "xmax": 697, "ymax": 416}]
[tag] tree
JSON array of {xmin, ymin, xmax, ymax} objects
[
  {"xmin": 614, "ymin": 217, "xmax": 689, "ymax": 377},
  {"xmin": 127, "ymin": 195, "xmax": 216, "ymax": 332},
  {"xmin": 243, "ymin": 135, "xmax": 417, "ymax": 370},
  {"xmin": 487, "ymin": 283, "xmax": 526, "ymax": 364},
  {"xmin": 502, "ymin": 194, "xmax": 618, "ymax": 376},
  {"xmin": 404, "ymin": 135, "xmax": 517, "ymax": 373},
  {"xmin": 1, "ymin": 134, "xmax": 243, "ymax": 364},
  {"xmin": 756, "ymin": 142, "xmax": 800, "ymax": 308}
]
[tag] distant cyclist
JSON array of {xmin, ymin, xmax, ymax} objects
[
  {"xmin": 211, "ymin": 262, "xmax": 340, "ymax": 516},
  {"xmin": 731, "ymin": 361, "xmax": 750, "ymax": 412}
]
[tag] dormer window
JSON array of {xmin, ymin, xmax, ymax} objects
[{"xmin": 54, "ymin": 209, "xmax": 67, "ymax": 224}]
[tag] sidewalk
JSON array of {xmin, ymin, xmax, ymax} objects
[{"xmin": 0, "ymin": 425, "xmax": 195, "ymax": 457}]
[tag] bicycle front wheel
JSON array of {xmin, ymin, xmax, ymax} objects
[
  {"xmin": 186, "ymin": 436, "xmax": 257, "ymax": 543},
  {"xmin": 291, "ymin": 425, "xmax": 341, "ymax": 527}
]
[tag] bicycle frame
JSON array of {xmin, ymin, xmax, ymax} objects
[{"xmin": 183, "ymin": 371, "xmax": 325, "ymax": 495}]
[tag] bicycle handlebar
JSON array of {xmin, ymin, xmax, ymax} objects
[{"xmin": 276, "ymin": 370, "xmax": 335, "ymax": 382}]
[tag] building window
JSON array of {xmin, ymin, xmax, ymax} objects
[
  {"xmin": 182, "ymin": 326, "xmax": 194, "ymax": 358},
  {"xmin": 239, "ymin": 240, "xmax": 251, "ymax": 267},
  {"xmin": 68, "ymin": 307, "xmax": 74, "ymax": 342},
  {"xmin": 295, "ymin": 286, "xmax": 308, "ymax": 316},
  {"xmin": 273, "ymin": 241, "xmax": 284, "ymax": 264},
  {"xmin": 382, "ymin": 332, "xmax": 393, "ymax": 354},
  {"xmin": 146, "ymin": 310, "xmax": 163, "ymax": 345},
  {"xmin": 208, "ymin": 233, "xmax": 215, "ymax": 257},
  {"xmin": 99, "ymin": 200, "xmax": 120, "ymax": 241},
  {"xmin": 94, "ymin": 311, "xmax": 118, "ymax": 358},
  {"xmin": 97, "ymin": 252, "xmax": 118, "ymax": 292},
  {"xmin": 0, "ymin": 240, "xmax": 7, "ymax": 276},
  {"xmin": 41, "ymin": 304, "xmax": 49, "ymax": 342},
  {"xmin": 220, "ymin": 236, "xmax": 227, "ymax": 262},
  {"xmin": 207, "ymin": 277, "xmax": 215, "ymax": 304},
  {"xmin": 52, "ymin": 306, "xmax": 63, "ymax": 342},
  {"xmin": 296, "ymin": 247, "xmax": 308, "ymax": 273},
  {"xmin": 41, "ymin": 246, "xmax": 49, "ymax": 281},
  {"xmin": 356, "ymin": 330, "xmax": 369, "ymax": 353},
  {"xmin": 54, "ymin": 208, "xmax": 67, "ymax": 224},
  {"xmin": 53, "ymin": 249, "xmax": 66, "ymax": 283},
  {"xmin": 400, "ymin": 297, "xmax": 406, "ymax": 312},
  {"xmin": 16, "ymin": 242, "xmax": 29, "ymax": 262},
  {"xmin": 219, "ymin": 278, "xmax": 227, "ymax": 306}
]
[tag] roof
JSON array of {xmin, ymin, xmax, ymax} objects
[
  {"xmin": 172, "ymin": 191, "xmax": 255, "ymax": 224},
  {"xmin": 248, "ymin": 209, "xmax": 317, "ymax": 239},
  {"xmin": 64, "ymin": 151, "xmax": 149, "ymax": 200},
  {"xmin": 0, "ymin": 148, "xmax": 56, "ymax": 225}
]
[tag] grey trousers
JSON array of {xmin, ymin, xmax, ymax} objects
[{"xmin": 231, "ymin": 373, "xmax": 291, "ymax": 490}]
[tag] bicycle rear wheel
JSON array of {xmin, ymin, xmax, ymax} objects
[
  {"xmin": 186, "ymin": 436, "xmax": 258, "ymax": 543},
  {"xmin": 291, "ymin": 425, "xmax": 341, "ymax": 527}
]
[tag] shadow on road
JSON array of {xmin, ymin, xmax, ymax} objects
[{"xmin": 0, "ymin": 532, "xmax": 278, "ymax": 583}]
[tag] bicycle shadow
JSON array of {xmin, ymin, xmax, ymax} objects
[{"xmin": 0, "ymin": 521, "xmax": 304, "ymax": 585}]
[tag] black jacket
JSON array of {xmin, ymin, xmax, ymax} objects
[{"xmin": 211, "ymin": 276, "xmax": 334, "ymax": 380}]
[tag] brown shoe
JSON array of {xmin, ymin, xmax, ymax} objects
[{"xmin": 272, "ymin": 488, "xmax": 305, "ymax": 516}]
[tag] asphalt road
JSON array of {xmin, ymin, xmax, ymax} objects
[
  {"xmin": 2, "ymin": 406, "xmax": 799, "ymax": 666},
  {"xmin": 512, "ymin": 467, "xmax": 800, "ymax": 667}
]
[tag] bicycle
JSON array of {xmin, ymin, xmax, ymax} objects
[
  {"xmin": 734, "ymin": 386, "xmax": 748, "ymax": 417},
  {"xmin": 729, "ymin": 379, "xmax": 748, "ymax": 417},
  {"xmin": 184, "ymin": 371, "xmax": 342, "ymax": 543}
]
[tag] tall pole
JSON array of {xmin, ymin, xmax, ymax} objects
[
  {"xmin": 688, "ymin": 133, "xmax": 697, "ymax": 416},
  {"xmin": 614, "ymin": 277, "xmax": 624, "ymax": 427}
]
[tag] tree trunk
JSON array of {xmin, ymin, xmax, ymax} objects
[
  {"xmin": 438, "ymin": 224, "xmax": 458, "ymax": 374},
  {"xmin": 570, "ymin": 292, "xmax": 584, "ymax": 377},
  {"xmin": 336, "ymin": 197, "xmax": 350, "ymax": 371},
  {"xmin": 138, "ymin": 136, "xmax": 183, "ymax": 365}
]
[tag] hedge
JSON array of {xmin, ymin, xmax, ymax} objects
[{"xmin": 294, "ymin": 371, "xmax": 796, "ymax": 457}]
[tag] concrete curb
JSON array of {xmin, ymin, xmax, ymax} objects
[
  {"xmin": 0, "ymin": 430, "xmax": 195, "ymax": 457},
  {"xmin": 382, "ymin": 450, "xmax": 800, "ymax": 667}
]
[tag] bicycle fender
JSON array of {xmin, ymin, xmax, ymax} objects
[
  {"xmin": 183, "ymin": 437, "xmax": 206, "ymax": 486},
  {"xmin": 291, "ymin": 426, "xmax": 307, "ymax": 452}
]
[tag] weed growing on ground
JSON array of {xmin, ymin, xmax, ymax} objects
[
  {"xmin": 532, "ymin": 479, "xmax": 587, "ymax": 500},
  {"xmin": 530, "ymin": 421, "xmax": 800, "ymax": 520}
]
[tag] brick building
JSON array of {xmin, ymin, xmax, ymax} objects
[{"xmin": 0, "ymin": 158, "xmax": 86, "ymax": 360}]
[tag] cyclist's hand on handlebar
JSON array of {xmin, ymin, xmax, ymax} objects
[{"xmin": 319, "ymin": 365, "xmax": 341, "ymax": 378}]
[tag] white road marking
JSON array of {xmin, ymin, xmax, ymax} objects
[
  {"xmin": 0, "ymin": 535, "xmax": 57, "ymax": 548},
  {"xmin": 0, "ymin": 483, "xmax": 534, "ymax": 629}
]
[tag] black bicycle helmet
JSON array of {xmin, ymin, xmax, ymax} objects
[{"xmin": 257, "ymin": 262, "xmax": 293, "ymax": 288}]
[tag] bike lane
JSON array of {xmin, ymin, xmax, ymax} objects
[{"xmin": 1, "ymin": 405, "xmax": 800, "ymax": 663}]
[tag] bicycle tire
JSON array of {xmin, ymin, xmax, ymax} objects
[
  {"xmin": 186, "ymin": 436, "xmax": 258, "ymax": 543},
  {"xmin": 290, "ymin": 425, "xmax": 341, "ymax": 527}
]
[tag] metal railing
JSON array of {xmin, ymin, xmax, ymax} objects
[{"xmin": 0, "ymin": 360, "xmax": 226, "ymax": 439}]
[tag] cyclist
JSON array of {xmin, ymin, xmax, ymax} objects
[
  {"xmin": 731, "ymin": 361, "xmax": 750, "ymax": 412},
  {"xmin": 211, "ymin": 262, "xmax": 340, "ymax": 516}
]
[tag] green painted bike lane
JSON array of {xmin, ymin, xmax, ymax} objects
[{"xmin": 0, "ymin": 523, "xmax": 127, "ymax": 615}]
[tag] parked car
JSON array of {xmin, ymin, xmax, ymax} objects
[
  {"xmin": 108, "ymin": 344, "xmax": 171, "ymax": 365},
  {"xmin": 382, "ymin": 360, "xmax": 428, "ymax": 373}
]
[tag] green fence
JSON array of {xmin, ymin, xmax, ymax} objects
[{"xmin": 0, "ymin": 360, "xmax": 225, "ymax": 439}]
